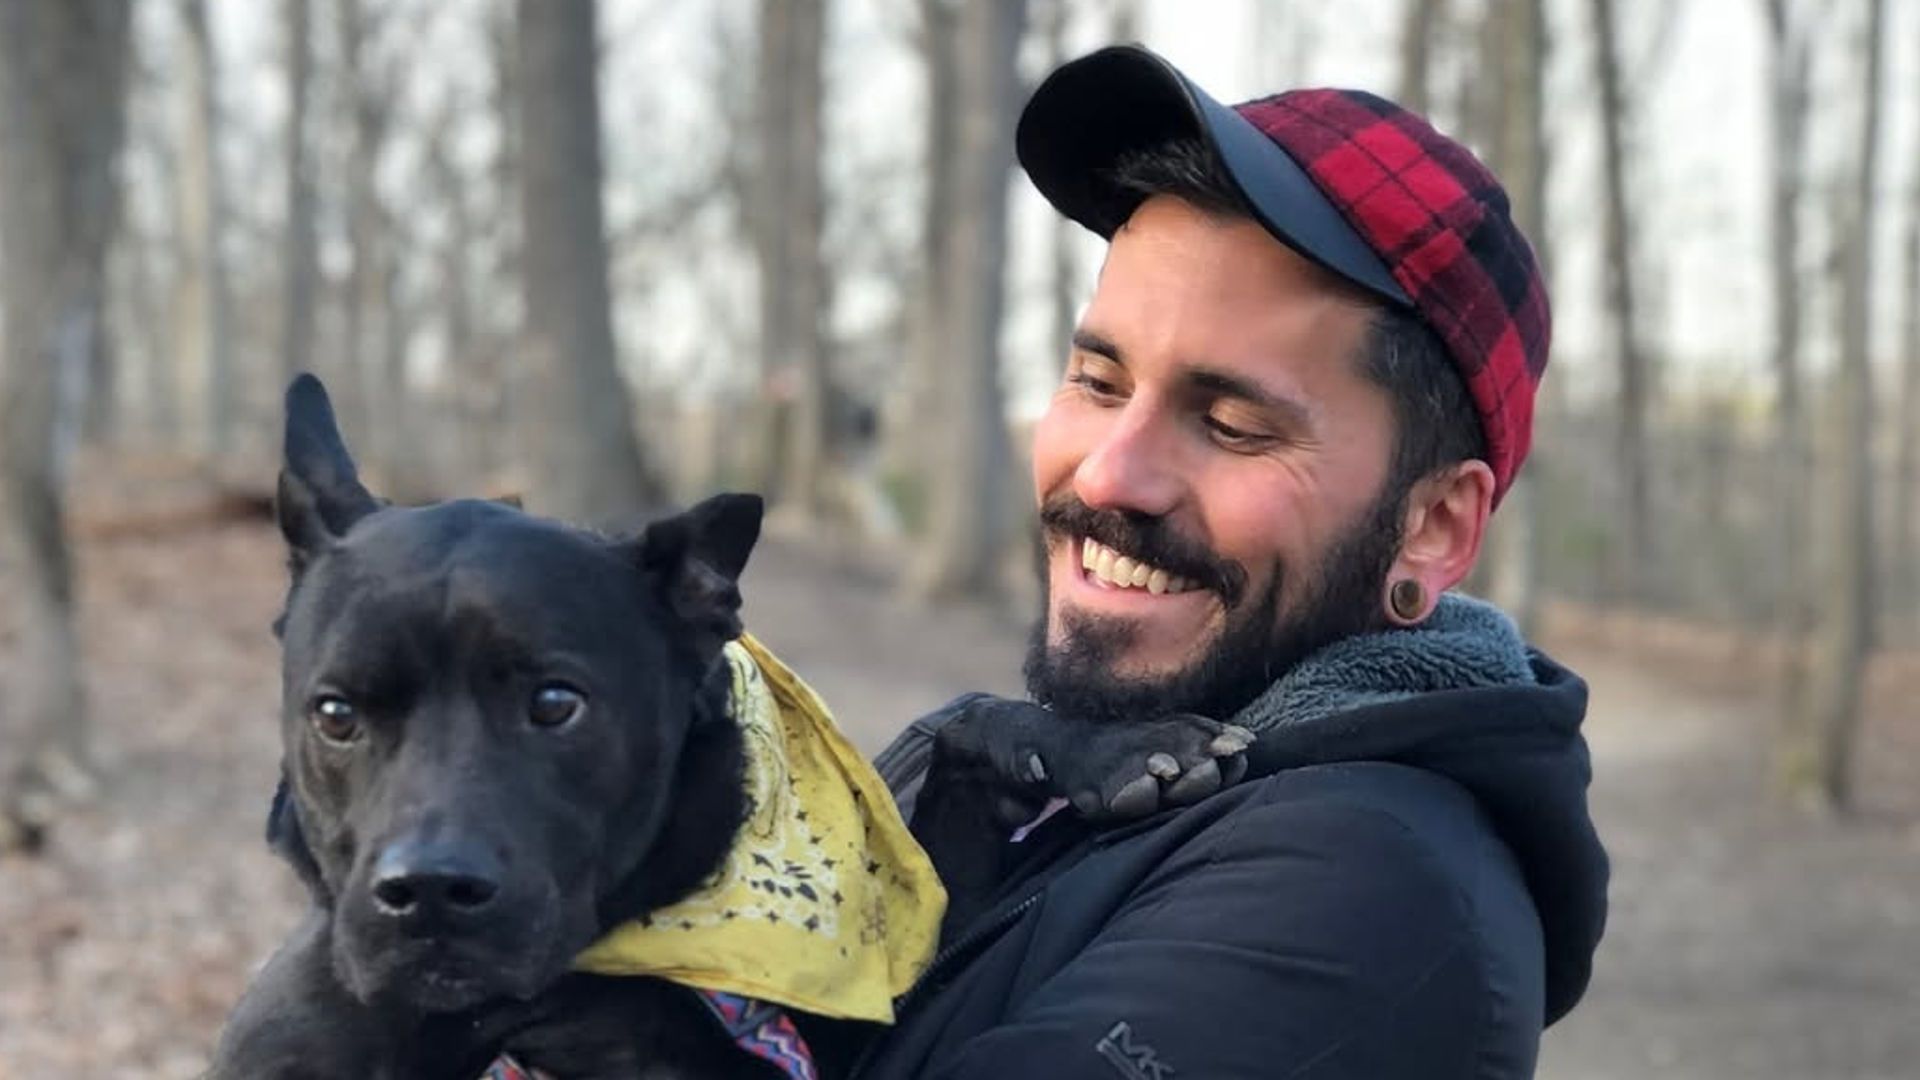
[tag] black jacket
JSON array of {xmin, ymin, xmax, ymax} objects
[{"xmin": 835, "ymin": 651, "xmax": 1607, "ymax": 1080}]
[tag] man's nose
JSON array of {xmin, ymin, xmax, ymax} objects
[
  {"xmin": 369, "ymin": 833, "xmax": 503, "ymax": 928},
  {"xmin": 1072, "ymin": 406, "xmax": 1183, "ymax": 517}
]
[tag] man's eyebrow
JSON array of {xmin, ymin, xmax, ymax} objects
[
  {"xmin": 1182, "ymin": 368, "xmax": 1315, "ymax": 430},
  {"xmin": 1070, "ymin": 329, "xmax": 1123, "ymax": 364},
  {"xmin": 1069, "ymin": 329, "xmax": 1314, "ymax": 429}
]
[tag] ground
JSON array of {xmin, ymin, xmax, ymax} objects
[{"xmin": 1, "ymin": 512, "xmax": 1916, "ymax": 1079}]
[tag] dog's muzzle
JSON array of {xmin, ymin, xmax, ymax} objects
[{"xmin": 335, "ymin": 832, "xmax": 573, "ymax": 1011}]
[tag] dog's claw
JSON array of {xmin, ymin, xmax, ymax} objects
[
  {"xmin": 1209, "ymin": 726, "xmax": 1255, "ymax": 756},
  {"xmin": 1165, "ymin": 758, "xmax": 1222, "ymax": 804},
  {"xmin": 1025, "ymin": 753, "xmax": 1048, "ymax": 783},
  {"xmin": 1146, "ymin": 752, "xmax": 1181, "ymax": 780},
  {"xmin": 1108, "ymin": 774, "xmax": 1162, "ymax": 818}
]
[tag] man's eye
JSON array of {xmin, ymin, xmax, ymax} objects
[
  {"xmin": 1066, "ymin": 372, "xmax": 1123, "ymax": 401},
  {"xmin": 1204, "ymin": 415, "xmax": 1268, "ymax": 449},
  {"xmin": 309, "ymin": 694, "xmax": 362, "ymax": 745}
]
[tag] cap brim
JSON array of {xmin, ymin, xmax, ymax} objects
[{"xmin": 1016, "ymin": 45, "xmax": 1410, "ymax": 307}]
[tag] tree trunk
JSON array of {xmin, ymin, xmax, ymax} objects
[
  {"xmin": 175, "ymin": 0, "xmax": 235, "ymax": 463},
  {"xmin": 336, "ymin": 0, "xmax": 386, "ymax": 468},
  {"xmin": 1588, "ymin": 0, "xmax": 1652, "ymax": 605},
  {"xmin": 1783, "ymin": 0, "xmax": 1884, "ymax": 812},
  {"xmin": 485, "ymin": 0, "xmax": 522, "ymax": 476},
  {"xmin": 754, "ymin": 0, "xmax": 832, "ymax": 518},
  {"xmin": 750, "ymin": 0, "xmax": 794, "ymax": 499},
  {"xmin": 281, "ymin": 0, "xmax": 318, "ymax": 390},
  {"xmin": 1460, "ymin": 2, "xmax": 1503, "ymax": 154},
  {"xmin": 515, "ymin": 0, "xmax": 660, "ymax": 523},
  {"xmin": 1045, "ymin": 0, "xmax": 1079, "ymax": 372},
  {"xmin": 1396, "ymin": 0, "xmax": 1449, "ymax": 118},
  {"xmin": 0, "ymin": 0, "xmax": 131, "ymax": 850},
  {"xmin": 887, "ymin": 0, "xmax": 960, "ymax": 519},
  {"xmin": 108, "ymin": 202, "xmax": 166, "ymax": 447},
  {"xmin": 1760, "ymin": 0, "xmax": 1816, "ymax": 721},
  {"xmin": 1895, "ymin": 9, "xmax": 1920, "ymax": 640},
  {"xmin": 374, "ymin": 213, "xmax": 426, "ymax": 498},
  {"xmin": 907, "ymin": 0, "xmax": 1026, "ymax": 599},
  {"xmin": 424, "ymin": 110, "xmax": 489, "ymax": 487},
  {"xmin": 1479, "ymin": 0, "xmax": 1548, "ymax": 636},
  {"xmin": 144, "ymin": 108, "xmax": 186, "ymax": 445},
  {"xmin": 1900, "ymin": 248, "xmax": 1920, "ymax": 636}
]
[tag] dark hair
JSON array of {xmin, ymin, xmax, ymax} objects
[{"xmin": 1106, "ymin": 139, "xmax": 1488, "ymax": 505}]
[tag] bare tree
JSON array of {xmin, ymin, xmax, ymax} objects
[
  {"xmin": 281, "ymin": 0, "xmax": 319, "ymax": 390},
  {"xmin": 1397, "ymin": 0, "xmax": 1449, "ymax": 117},
  {"xmin": 515, "ymin": 0, "xmax": 661, "ymax": 522},
  {"xmin": 115, "ymin": 44, "xmax": 187, "ymax": 447},
  {"xmin": 1896, "ymin": 16, "xmax": 1920, "ymax": 636},
  {"xmin": 0, "ymin": 0, "xmax": 132, "ymax": 850},
  {"xmin": 1035, "ymin": 0, "xmax": 1139, "ymax": 370},
  {"xmin": 1476, "ymin": 0, "xmax": 1549, "ymax": 635},
  {"xmin": 1588, "ymin": 0, "xmax": 1653, "ymax": 603},
  {"xmin": 888, "ymin": 0, "xmax": 961, "ymax": 511},
  {"xmin": 752, "ymin": 0, "xmax": 832, "ymax": 517},
  {"xmin": 174, "ymin": 0, "xmax": 236, "ymax": 461},
  {"xmin": 334, "ymin": 0, "xmax": 391, "ymax": 470},
  {"xmin": 1042, "ymin": 0, "xmax": 1079, "ymax": 370},
  {"xmin": 482, "ymin": 0, "xmax": 523, "ymax": 476},
  {"xmin": 907, "ymin": 0, "xmax": 1027, "ymax": 598},
  {"xmin": 421, "ymin": 98, "xmax": 491, "ymax": 484},
  {"xmin": 1760, "ymin": 0, "xmax": 1816, "ymax": 705},
  {"xmin": 106, "ymin": 184, "xmax": 167, "ymax": 446},
  {"xmin": 1783, "ymin": 0, "xmax": 1885, "ymax": 811}
]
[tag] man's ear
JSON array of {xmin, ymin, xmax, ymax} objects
[
  {"xmin": 1383, "ymin": 460, "xmax": 1495, "ymax": 624},
  {"xmin": 634, "ymin": 493, "xmax": 764, "ymax": 659},
  {"xmin": 277, "ymin": 374, "xmax": 380, "ymax": 571},
  {"xmin": 266, "ymin": 774, "xmax": 331, "ymax": 904}
]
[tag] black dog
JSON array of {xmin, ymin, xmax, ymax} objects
[{"xmin": 206, "ymin": 375, "xmax": 1250, "ymax": 1078}]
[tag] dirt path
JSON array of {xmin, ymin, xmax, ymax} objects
[
  {"xmin": 1, "ymin": 521, "xmax": 1915, "ymax": 1078},
  {"xmin": 1537, "ymin": 654, "xmax": 1920, "ymax": 1080}
]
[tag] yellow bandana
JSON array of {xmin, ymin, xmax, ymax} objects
[{"xmin": 572, "ymin": 633, "xmax": 947, "ymax": 1023}]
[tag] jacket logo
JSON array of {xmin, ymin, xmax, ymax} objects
[{"xmin": 1096, "ymin": 1021, "xmax": 1174, "ymax": 1080}]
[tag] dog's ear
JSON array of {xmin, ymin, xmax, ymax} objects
[
  {"xmin": 277, "ymin": 374, "xmax": 379, "ymax": 568},
  {"xmin": 635, "ymin": 493, "xmax": 764, "ymax": 658},
  {"xmin": 266, "ymin": 774, "xmax": 331, "ymax": 904}
]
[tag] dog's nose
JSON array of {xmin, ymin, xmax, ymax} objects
[{"xmin": 370, "ymin": 838, "xmax": 502, "ymax": 922}]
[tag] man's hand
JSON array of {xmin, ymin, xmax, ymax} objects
[{"xmin": 933, "ymin": 696, "xmax": 1255, "ymax": 826}]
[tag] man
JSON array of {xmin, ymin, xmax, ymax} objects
[{"xmin": 838, "ymin": 45, "xmax": 1609, "ymax": 1079}]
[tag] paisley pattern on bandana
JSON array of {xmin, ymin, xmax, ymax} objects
[{"xmin": 571, "ymin": 634, "xmax": 946, "ymax": 1023}]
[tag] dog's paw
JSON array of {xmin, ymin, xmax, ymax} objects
[
  {"xmin": 932, "ymin": 698, "xmax": 1257, "ymax": 827},
  {"xmin": 1049, "ymin": 714, "xmax": 1255, "ymax": 822}
]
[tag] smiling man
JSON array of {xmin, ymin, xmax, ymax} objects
[{"xmin": 834, "ymin": 46, "xmax": 1609, "ymax": 1080}]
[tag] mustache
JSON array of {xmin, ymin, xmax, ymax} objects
[{"xmin": 1039, "ymin": 493, "xmax": 1248, "ymax": 607}]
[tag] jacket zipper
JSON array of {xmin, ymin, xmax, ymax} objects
[{"xmin": 845, "ymin": 890, "xmax": 1044, "ymax": 1080}]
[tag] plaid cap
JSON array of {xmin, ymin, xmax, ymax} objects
[{"xmin": 1017, "ymin": 47, "xmax": 1551, "ymax": 504}]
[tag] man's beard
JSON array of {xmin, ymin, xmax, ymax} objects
[{"xmin": 1024, "ymin": 487, "xmax": 1405, "ymax": 724}]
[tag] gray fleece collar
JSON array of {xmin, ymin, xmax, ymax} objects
[{"xmin": 1231, "ymin": 592, "xmax": 1536, "ymax": 734}]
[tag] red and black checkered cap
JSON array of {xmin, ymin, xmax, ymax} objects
[{"xmin": 1017, "ymin": 46, "xmax": 1550, "ymax": 504}]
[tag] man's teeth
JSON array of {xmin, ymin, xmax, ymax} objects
[{"xmin": 1080, "ymin": 539, "xmax": 1195, "ymax": 594}]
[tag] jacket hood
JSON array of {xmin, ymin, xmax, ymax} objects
[{"xmin": 1233, "ymin": 593, "xmax": 1609, "ymax": 1025}]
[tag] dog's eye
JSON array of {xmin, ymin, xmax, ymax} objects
[
  {"xmin": 309, "ymin": 694, "xmax": 361, "ymax": 744},
  {"xmin": 530, "ymin": 683, "xmax": 586, "ymax": 728}
]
